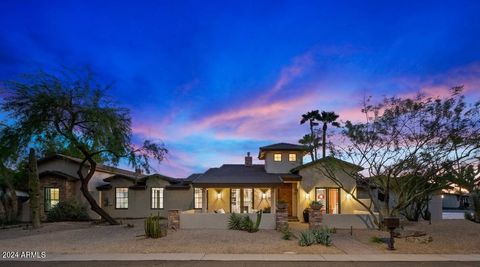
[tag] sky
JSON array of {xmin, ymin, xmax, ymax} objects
[{"xmin": 0, "ymin": 1, "xmax": 479, "ymax": 177}]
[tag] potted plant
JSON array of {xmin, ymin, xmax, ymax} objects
[
  {"xmin": 310, "ymin": 200, "xmax": 323, "ymax": 210},
  {"xmin": 277, "ymin": 200, "xmax": 288, "ymax": 210}
]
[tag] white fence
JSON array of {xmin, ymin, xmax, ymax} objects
[{"xmin": 180, "ymin": 213, "xmax": 276, "ymax": 229}]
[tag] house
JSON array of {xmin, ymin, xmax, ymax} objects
[
  {"xmin": 29, "ymin": 143, "xmax": 390, "ymax": 228},
  {"xmin": 190, "ymin": 143, "xmax": 372, "ymax": 224}
]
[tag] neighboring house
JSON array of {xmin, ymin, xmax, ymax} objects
[{"xmin": 190, "ymin": 143, "xmax": 372, "ymax": 222}]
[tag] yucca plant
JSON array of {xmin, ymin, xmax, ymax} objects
[
  {"xmin": 311, "ymin": 228, "xmax": 332, "ymax": 246},
  {"xmin": 228, "ymin": 213, "xmax": 242, "ymax": 230},
  {"xmin": 298, "ymin": 231, "xmax": 315, "ymax": 246}
]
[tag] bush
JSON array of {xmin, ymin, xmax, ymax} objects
[
  {"xmin": 240, "ymin": 215, "xmax": 254, "ymax": 232},
  {"xmin": 298, "ymin": 231, "xmax": 315, "ymax": 246},
  {"xmin": 47, "ymin": 200, "xmax": 89, "ymax": 222},
  {"xmin": 228, "ymin": 213, "xmax": 242, "ymax": 230},
  {"xmin": 281, "ymin": 227, "xmax": 292, "ymax": 240},
  {"xmin": 370, "ymin": 236, "xmax": 385, "ymax": 244},
  {"xmin": 311, "ymin": 228, "xmax": 332, "ymax": 246}
]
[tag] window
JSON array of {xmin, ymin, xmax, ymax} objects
[
  {"xmin": 315, "ymin": 188, "xmax": 340, "ymax": 214},
  {"xmin": 151, "ymin": 188, "xmax": 164, "ymax": 209},
  {"xmin": 115, "ymin": 188, "xmax": 128, "ymax": 209},
  {"xmin": 288, "ymin": 153, "xmax": 297, "ymax": 161},
  {"xmin": 44, "ymin": 187, "xmax": 59, "ymax": 211},
  {"xmin": 274, "ymin": 153, "xmax": 282, "ymax": 161},
  {"xmin": 194, "ymin": 188, "xmax": 203, "ymax": 209}
]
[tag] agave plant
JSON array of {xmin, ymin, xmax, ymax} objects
[
  {"xmin": 298, "ymin": 231, "xmax": 315, "ymax": 246},
  {"xmin": 227, "ymin": 213, "xmax": 242, "ymax": 230}
]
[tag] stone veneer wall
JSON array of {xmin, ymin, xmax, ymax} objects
[
  {"xmin": 39, "ymin": 176, "xmax": 78, "ymax": 220},
  {"xmin": 275, "ymin": 207, "xmax": 288, "ymax": 230},
  {"xmin": 308, "ymin": 208, "xmax": 322, "ymax": 229},
  {"xmin": 168, "ymin": 209, "xmax": 180, "ymax": 230}
]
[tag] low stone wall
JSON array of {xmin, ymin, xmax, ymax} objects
[
  {"xmin": 168, "ymin": 210, "xmax": 180, "ymax": 230},
  {"xmin": 308, "ymin": 208, "xmax": 322, "ymax": 229},
  {"xmin": 180, "ymin": 213, "xmax": 276, "ymax": 229},
  {"xmin": 322, "ymin": 214, "xmax": 377, "ymax": 229},
  {"xmin": 275, "ymin": 208, "xmax": 288, "ymax": 230}
]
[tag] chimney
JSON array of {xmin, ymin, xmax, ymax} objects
[{"xmin": 245, "ymin": 152, "xmax": 253, "ymax": 166}]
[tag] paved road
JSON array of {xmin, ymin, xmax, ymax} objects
[{"xmin": 1, "ymin": 261, "xmax": 480, "ymax": 267}]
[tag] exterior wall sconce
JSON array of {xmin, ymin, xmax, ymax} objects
[
  {"xmin": 305, "ymin": 193, "xmax": 310, "ymax": 200},
  {"xmin": 217, "ymin": 192, "xmax": 222, "ymax": 199},
  {"xmin": 347, "ymin": 193, "xmax": 352, "ymax": 200},
  {"xmin": 262, "ymin": 192, "xmax": 266, "ymax": 199},
  {"xmin": 441, "ymin": 194, "xmax": 444, "ymax": 199}
]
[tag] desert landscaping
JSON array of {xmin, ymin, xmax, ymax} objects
[{"xmin": 1, "ymin": 219, "xmax": 479, "ymax": 255}]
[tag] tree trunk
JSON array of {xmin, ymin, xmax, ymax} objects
[
  {"xmin": 77, "ymin": 158, "xmax": 119, "ymax": 225},
  {"xmin": 310, "ymin": 121, "xmax": 317, "ymax": 161},
  {"xmin": 322, "ymin": 123, "xmax": 327, "ymax": 158},
  {"xmin": 28, "ymin": 148, "xmax": 41, "ymax": 228}
]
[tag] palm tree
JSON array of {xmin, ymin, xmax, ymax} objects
[
  {"xmin": 300, "ymin": 110, "xmax": 321, "ymax": 160},
  {"xmin": 298, "ymin": 134, "xmax": 320, "ymax": 162},
  {"xmin": 318, "ymin": 111, "xmax": 340, "ymax": 158}
]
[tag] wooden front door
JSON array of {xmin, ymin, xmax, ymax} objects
[{"xmin": 278, "ymin": 183, "xmax": 293, "ymax": 216}]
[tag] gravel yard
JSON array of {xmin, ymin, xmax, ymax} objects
[
  {"xmin": 342, "ymin": 219, "xmax": 480, "ymax": 254},
  {"xmin": 0, "ymin": 220, "xmax": 340, "ymax": 254},
  {"xmin": 1, "ymin": 219, "xmax": 478, "ymax": 255}
]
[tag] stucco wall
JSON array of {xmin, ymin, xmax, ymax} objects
[
  {"xmin": 322, "ymin": 214, "xmax": 377, "ymax": 229},
  {"xmin": 180, "ymin": 213, "xmax": 275, "ymax": 229},
  {"xmin": 207, "ymin": 188, "xmax": 231, "ymax": 212},
  {"xmin": 264, "ymin": 151, "xmax": 303, "ymax": 173},
  {"xmin": 296, "ymin": 163, "xmax": 370, "ymax": 220}
]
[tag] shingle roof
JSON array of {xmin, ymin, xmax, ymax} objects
[
  {"xmin": 258, "ymin": 143, "xmax": 308, "ymax": 159},
  {"xmin": 38, "ymin": 154, "xmax": 144, "ymax": 178},
  {"xmin": 192, "ymin": 164, "xmax": 296, "ymax": 187},
  {"xmin": 39, "ymin": 170, "xmax": 79, "ymax": 181}
]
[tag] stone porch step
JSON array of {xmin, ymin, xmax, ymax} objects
[{"xmin": 288, "ymin": 217, "xmax": 299, "ymax": 222}]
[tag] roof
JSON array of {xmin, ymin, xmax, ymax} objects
[
  {"xmin": 290, "ymin": 156, "xmax": 363, "ymax": 173},
  {"xmin": 39, "ymin": 170, "xmax": 79, "ymax": 181},
  {"xmin": 38, "ymin": 154, "xmax": 144, "ymax": 179},
  {"xmin": 192, "ymin": 164, "xmax": 293, "ymax": 187},
  {"xmin": 258, "ymin": 143, "xmax": 308, "ymax": 159}
]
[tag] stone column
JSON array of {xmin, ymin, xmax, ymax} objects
[
  {"xmin": 276, "ymin": 206, "xmax": 288, "ymax": 231},
  {"xmin": 201, "ymin": 188, "xmax": 207, "ymax": 213},
  {"xmin": 168, "ymin": 209, "xmax": 180, "ymax": 230},
  {"xmin": 309, "ymin": 208, "xmax": 323, "ymax": 230}
]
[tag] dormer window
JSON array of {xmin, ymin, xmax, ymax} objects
[
  {"xmin": 288, "ymin": 153, "xmax": 297, "ymax": 162},
  {"xmin": 274, "ymin": 153, "xmax": 282, "ymax": 161}
]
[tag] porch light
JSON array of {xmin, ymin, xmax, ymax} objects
[
  {"xmin": 347, "ymin": 193, "xmax": 352, "ymax": 200},
  {"xmin": 217, "ymin": 192, "xmax": 222, "ymax": 199},
  {"xmin": 305, "ymin": 193, "xmax": 310, "ymax": 200},
  {"xmin": 441, "ymin": 194, "xmax": 444, "ymax": 199},
  {"xmin": 262, "ymin": 192, "xmax": 266, "ymax": 199}
]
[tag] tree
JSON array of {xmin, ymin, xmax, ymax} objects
[
  {"xmin": 28, "ymin": 148, "xmax": 40, "ymax": 228},
  {"xmin": 0, "ymin": 68, "xmax": 167, "ymax": 225},
  {"xmin": 318, "ymin": 87, "xmax": 479, "ymax": 228},
  {"xmin": 318, "ymin": 111, "xmax": 340, "ymax": 159},
  {"xmin": 300, "ymin": 110, "xmax": 321, "ymax": 161},
  {"xmin": 298, "ymin": 134, "xmax": 320, "ymax": 162}
]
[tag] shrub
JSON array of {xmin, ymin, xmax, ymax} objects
[
  {"xmin": 281, "ymin": 227, "xmax": 292, "ymax": 240},
  {"xmin": 311, "ymin": 228, "xmax": 332, "ymax": 246},
  {"xmin": 298, "ymin": 231, "xmax": 315, "ymax": 246},
  {"xmin": 47, "ymin": 200, "xmax": 89, "ymax": 222},
  {"xmin": 370, "ymin": 236, "xmax": 385, "ymax": 244},
  {"xmin": 144, "ymin": 214, "xmax": 167, "ymax": 238},
  {"xmin": 228, "ymin": 213, "xmax": 242, "ymax": 230},
  {"xmin": 240, "ymin": 215, "xmax": 254, "ymax": 232}
]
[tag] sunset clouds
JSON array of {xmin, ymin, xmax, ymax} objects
[{"xmin": 1, "ymin": 1, "xmax": 479, "ymax": 177}]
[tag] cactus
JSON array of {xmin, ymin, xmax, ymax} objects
[{"xmin": 144, "ymin": 214, "xmax": 167, "ymax": 238}]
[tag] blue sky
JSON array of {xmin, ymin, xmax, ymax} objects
[{"xmin": 0, "ymin": 1, "xmax": 479, "ymax": 177}]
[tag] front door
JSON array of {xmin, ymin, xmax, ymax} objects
[{"xmin": 278, "ymin": 183, "xmax": 293, "ymax": 216}]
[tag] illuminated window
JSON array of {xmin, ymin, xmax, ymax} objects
[
  {"xmin": 194, "ymin": 188, "xmax": 203, "ymax": 209},
  {"xmin": 274, "ymin": 153, "xmax": 282, "ymax": 161},
  {"xmin": 288, "ymin": 153, "xmax": 297, "ymax": 161},
  {"xmin": 151, "ymin": 188, "xmax": 164, "ymax": 209},
  {"xmin": 115, "ymin": 188, "xmax": 128, "ymax": 209},
  {"xmin": 44, "ymin": 187, "xmax": 59, "ymax": 211},
  {"xmin": 315, "ymin": 188, "xmax": 340, "ymax": 214}
]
